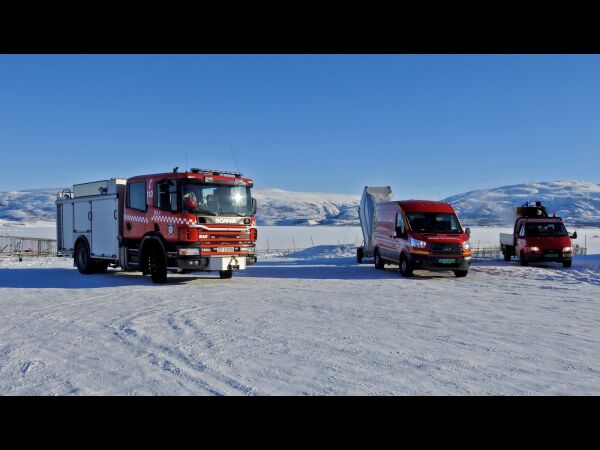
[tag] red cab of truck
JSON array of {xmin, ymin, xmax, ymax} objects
[
  {"xmin": 500, "ymin": 201, "xmax": 576, "ymax": 268},
  {"xmin": 372, "ymin": 200, "xmax": 472, "ymax": 277}
]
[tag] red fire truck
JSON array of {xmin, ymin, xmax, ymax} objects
[{"xmin": 56, "ymin": 168, "xmax": 257, "ymax": 283}]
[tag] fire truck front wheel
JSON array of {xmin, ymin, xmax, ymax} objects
[
  {"xmin": 147, "ymin": 245, "xmax": 168, "ymax": 284},
  {"xmin": 219, "ymin": 270, "xmax": 233, "ymax": 279}
]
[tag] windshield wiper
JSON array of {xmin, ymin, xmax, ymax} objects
[{"xmin": 194, "ymin": 208, "xmax": 217, "ymax": 216}]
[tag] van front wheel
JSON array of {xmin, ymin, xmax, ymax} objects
[
  {"xmin": 399, "ymin": 254, "xmax": 413, "ymax": 277},
  {"xmin": 454, "ymin": 270, "xmax": 468, "ymax": 278}
]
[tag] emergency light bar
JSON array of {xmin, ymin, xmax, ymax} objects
[{"xmin": 189, "ymin": 168, "xmax": 243, "ymax": 177}]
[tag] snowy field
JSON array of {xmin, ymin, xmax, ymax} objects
[
  {"xmin": 3, "ymin": 223, "xmax": 599, "ymax": 254},
  {"xmin": 1, "ymin": 247, "xmax": 600, "ymax": 395}
]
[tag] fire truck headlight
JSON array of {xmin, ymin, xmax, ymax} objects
[
  {"xmin": 529, "ymin": 246, "xmax": 540, "ymax": 252},
  {"xmin": 462, "ymin": 241, "xmax": 471, "ymax": 251},
  {"xmin": 562, "ymin": 246, "xmax": 572, "ymax": 253},
  {"xmin": 179, "ymin": 248, "xmax": 200, "ymax": 256},
  {"xmin": 409, "ymin": 237, "xmax": 427, "ymax": 249}
]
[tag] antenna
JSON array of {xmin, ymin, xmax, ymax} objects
[
  {"xmin": 228, "ymin": 140, "xmax": 241, "ymax": 174},
  {"xmin": 185, "ymin": 154, "xmax": 188, "ymax": 172}
]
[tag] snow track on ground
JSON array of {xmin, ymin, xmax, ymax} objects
[{"xmin": 1, "ymin": 254, "xmax": 599, "ymax": 395}]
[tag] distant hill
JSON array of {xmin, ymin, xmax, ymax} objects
[
  {"xmin": 1, "ymin": 180, "xmax": 599, "ymax": 227},
  {"xmin": 444, "ymin": 180, "xmax": 600, "ymax": 227}
]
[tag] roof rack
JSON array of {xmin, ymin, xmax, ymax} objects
[{"xmin": 188, "ymin": 168, "xmax": 243, "ymax": 177}]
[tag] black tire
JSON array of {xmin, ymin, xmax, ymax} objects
[
  {"xmin": 356, "ymin": 247, "xmax": 364, "ymax": 264},
  {"xmin": 503, "ymin": 247, "xmax": 511, "ymax": 262},
  {"xmin": 399, "ymin": 254, "xmax": 413, "ymax": 277},
  {"xmin": 219, "ymin": 270, "xmax": 233, "ymax": 279},
  {"xmin": 374, "ymin": 249, "xmax": 385, "ymax": 270},
  {"xmin": 454, "ymin": 270, "xmax": 468, "ymax": 278},
  {"xmin": 75, "ymin": 241, "xmax": 95, "ymax": 274},
  {"xmin": 519, "ymin": 251, "xmax": 528, "ymax": 267},
  {"xmin": 562, "ymin": 259, "xmax": 572, "ymax": 268},
  {"xmin": 148, "ymin": 245, "xmax": 168, "ymax": 284}
]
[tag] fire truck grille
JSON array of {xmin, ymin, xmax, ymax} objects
[{"xmin": 429, "ymin": 243, "xmax": 463, "ymax": 255}]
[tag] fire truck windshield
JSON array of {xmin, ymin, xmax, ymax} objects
[
  {"xmin": 407, "ymin": 212, "xmax": 462, "ymax": 234},
  {"xmin": 182, "ymin": 183, "xmax": 253, "ymax": 216}
]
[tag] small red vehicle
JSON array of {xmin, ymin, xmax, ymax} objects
[
  {"xmin": 372, "ymin": 200, "xmax": 472, "ymax": 277},
  {"xmin": 500, "ymin": 201, "xmax": 577, "ymax": 267}
]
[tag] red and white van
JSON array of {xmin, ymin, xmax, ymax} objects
[{"xmin": 372, "ymin": 200, "xmax": 472, "ymax": 277}]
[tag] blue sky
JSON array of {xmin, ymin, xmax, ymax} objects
[{"xmin": 1, "ymin": 54, "xmax": 599, "ymax": 199}]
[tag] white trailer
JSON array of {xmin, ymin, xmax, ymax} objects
[
  {"xmin": 356, "ymin": 186, "xmax": 393, "ymax": 263},
  {"xmin": 56, "ymin": 179, "xmax": 126, "ymax": 271}
]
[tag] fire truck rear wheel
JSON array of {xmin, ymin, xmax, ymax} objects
[
  {"xmin": 75, "ymin": 241, "xmax": 95, "ymax": 274},
  {"xmin": 149, "ymin": 247, "xmax": 168, "ymax": 284},
  {"xmin": 219, "ymin": 270, "xmax": 233, "ymax": 279},
  {"xmin": 503, "ymin": 247, "xmax": 511, "ymax": 261}
]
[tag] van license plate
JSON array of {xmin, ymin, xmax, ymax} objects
[
  {"xmin": 438, "ymin": 258, "xmax": 455, "ymax": 264},
  {"xmin": 545, "ymin": 253, "xmax": 558, "ymax": 258}
]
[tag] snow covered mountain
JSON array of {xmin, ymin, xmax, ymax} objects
[
  {"xmin": 444, "ymin": 180, "xmax": 600, "ymax": 227},
  {"xmin": 252, "ymin": 188, "xmax": 359, "ymax": 226},
  {"xmin": 0, "ymin": 188, "xmax": 61, "ymax": 225},
  {"xmin": 2, "ymin": 180, "xmax": 600, "ymax": 227},
  {"xmin": 0, "ymin": 187, "xmax": 360, "ymax": 227}
]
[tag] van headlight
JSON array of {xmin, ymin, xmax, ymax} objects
[{"xmin": 409, "ymin": 237, "xmax": 427, "ymax": 249}]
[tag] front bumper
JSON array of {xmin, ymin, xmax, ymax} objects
[
  {"xmin": 526, "ymin": 252, "xmax": 572, "ymax": 263},
  {"xmin": 408, "ymin": 253, "xmax": 471, "ymax": 271},
  {"xmin": 175, "ymin": 255, "xmax": 247, "ymax": 271}
]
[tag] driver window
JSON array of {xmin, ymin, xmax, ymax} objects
[
  {"xmin": 396, "ymin": 213, "xmax": 405, "ymax": 235},
  {"xmin": 519, "ymin": 223, "xmax": 525, "ymax": 238},
  {"xmin": 157, "ymin": 181, "xmax": 176, "ymax": 212}
]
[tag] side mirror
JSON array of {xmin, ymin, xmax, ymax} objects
[
  {"xmin": 571, "ymin": 231, "xmax": 578, "ymax": 239},
  {"xmin": 465, "ymin": 227, "xmax": 471, "ymax": 238},
  {"xmin": 252, "ymin": 198, "xmax": 257, "ymax": 215}
]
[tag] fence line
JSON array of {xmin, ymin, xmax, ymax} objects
[
  {"xmin": 0, "ymin": 236, "xmax": 588, "ymax": 259},
  {"xmin": 0, "ymin": 235, "xmax": 57, "ymax": 257}
]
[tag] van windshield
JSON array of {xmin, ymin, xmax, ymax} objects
[
  {"xmin": 525, "ymin": 222, "xmax": 568, "ymax": 237},
  {"xmin": 406, "ymin": 212, "xmax": 462, "ymax": 234},
  {"xmin": 182, "ymin": 183, "xmax": 252, "ymax": 216}
]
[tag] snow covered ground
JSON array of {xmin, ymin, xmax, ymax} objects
[{"xmin": 1, "ymin": 248, "xmax": 599, "ymax": 395}]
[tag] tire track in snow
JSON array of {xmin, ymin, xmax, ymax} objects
[{"xmin": 109, "ymin": 321, "xmax": 254, "ymax": 396}]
